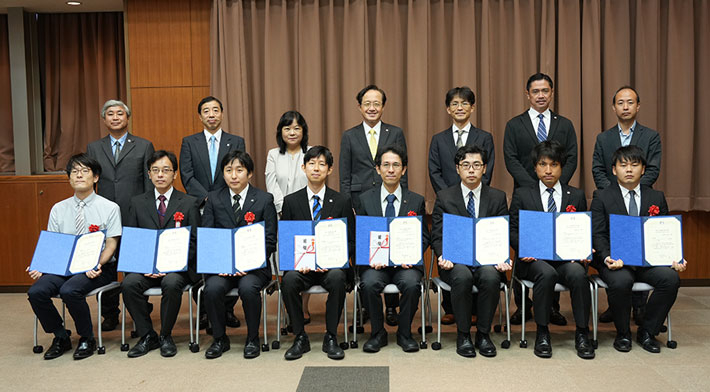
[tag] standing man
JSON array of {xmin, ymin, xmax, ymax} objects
[{"xmin": 87, "ymin": 99, "xmax": 155, "ymax": 331}]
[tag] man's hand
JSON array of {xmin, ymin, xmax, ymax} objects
[
  {"xmin": 672, "ymin": 259, "xmax": 688, "ymax": 272},
  {"xmin": 495, "ymin": 262, "xmax": 512, "ymax": 272},
  {"xmin": 144, "ymin": 273, "xmax": 167, "ymax": 278},
  {"xmin": 85, "ymin": 265, "xmax": 103, "ymax": 279},
  {"xmin": 438, "ymin": 255, "xmax": 453, "ymax": 270},
  {"xmin": 604, "ymin": 256, "xmax": 624, "ymax": 270},
  {"xmin": 520, "ymin": 257, "xmax": 536, "ymax": 263},
  {"xmin": 27, "ymin": 266, "xmax": 42, "ymax": 280}
]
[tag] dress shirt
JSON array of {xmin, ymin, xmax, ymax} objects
[
  {"xmin": 203, "ymin": 129, "xmax": 223, "ymax": 146},
  {"xmin": 306, "ymin": 185, "xmax": 327, "ymax": 219},
  {"xmin": 618, "ymin": 182, "xmax": 642, "ymax": 215},
  {"xmin": 538, "ymin": 180, "xmax": 562, "ymax": 212},
  {"xmin": 229, "ymin": 184, "xmax": 250, "ymax": 211},
  {"xmin": 362, "ymin": 120, "xmax": 382, "ymax": 146},
  {"xmin": 379, "ymin": 184, "xmax": 402, "ymax": 216},
  {"xmin": 617, "ymin": 121, "xmax": 637, "ymax": 147},
  {"xmin": 452, "ymin": 122, "xmax": 472, "ymax": 146},
  {"xmin": 460, "ymin": 181, "xmax": 482, "ymax": 218},
  {"xmin": 109, "ymin": 132, "xmax": 128, "ymax": 155},
  {"xmin": 154, "ymin": 187, "xmax": 174, "ymax": 210},
  {"xmin": 528, "ymin": 108, "xmax": 552, "ymax": 137}
]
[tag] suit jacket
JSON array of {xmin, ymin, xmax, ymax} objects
[
  {"xmin": 126, "ymin": 189, "xmax": 201, "ymax": 281},
  {"xmin": 503, "ymin": 111, "xmax": 578, "ymax": 188},
  {"xmin": 179, "ymin": 131, "xmax": 247, "ymax": 202},
  {"xmin": 590, "ymin": 183, "xmax": 669, "ymax": 270},
  {"xmin": 339, "ymin": 122, "xmax": 408, "ymax": 204},
  {"xmin": 86, "ymin": 133, "xmax": 155, "ymax": 223},
  {"xmin": 592, "ymin": 123, "xmax": 662, "ymax": 189},
  {"xmin": 428, "ymin": 125, "xmax": 495, "ymax": 192},
  {"xmin": 264, "ymin": 147, "xmax": 310, "ymax": 214},
  {"xmin": 431, "ymin": 183, "xmax": 509, "ymax": 257}
]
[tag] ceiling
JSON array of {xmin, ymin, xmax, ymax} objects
[{"xmin": 1, "ymin": 0, "xmax": 123, "ymax": 14}]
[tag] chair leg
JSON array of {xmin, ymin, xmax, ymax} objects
[
  {"xmin": 520, "ymin": 280, "xmax": 527, "ymax": 348},
  {"xmin": 340, "ymin": 296, "xmax": 349, "ymax": 350},
  {"xmin": 188, "ymin": 287, "xmax": 195, "ymax": 350},
  {"xmin": 350, "ymin": 286, "xmax": 358, "ymax": 348},
  {"xmin": 33, "ymin": 315, "xmax": 43, "ymax": 353},
  {"xmin": 262, "ymin": 289, "xmax": 269, "ymax": 352},
  {"xmin": 501, "ymin": 285, "xmax": 511, "ymax": 348},
  {"xmin": 96, "ymin": 290, "xmax": 105, "ymax": 354},
  {"xmin": 193, "ymin": 287, "xmax": 202, "ymax": 353},
  {"xmin": 431, "ymin": 285, "xmax": 442, "ymax": 350},
  {"xmin": 120, "ymin": 300, "xmax": 129, "ymax": 351},
  {"xmin": 419, "ymin": 283, "xmax": 427, "ymax": 349},
  {"xmin": 591, "ymin": 282, "xmax": 598, "ymax": 348},
  {"xmin": 666, "ymin": 312, "xmax": 677, "ymax": 348}
]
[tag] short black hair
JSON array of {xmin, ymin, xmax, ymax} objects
[
  {"xmin": 612, "ymin": 86, "xmax": 640, "ymax": 104},
  {"xmin": 612, "ymin": 145, "xmax": 647, "ymax": 167},
  {"xmin": 197, "ymin": 96, "xmax": 223, "ymax": 114},
  {"xmin": 356, "ymin": 84, "xmax": 387, "ymax": 106},
  {"xmin": 445, "ymin": 86, "xmax": 476, "ymax": 107},
  {"xmin": 454, "ymin": 145, "xmax": 488, "ymax": 166},
  {"xmin": 526, "ymin": 73, "xmax": 554, "ymax": 91},
  {"xmin": 531, "ymin": 140, "xmax": 567, "ymax": 167},
  {"xmin": 65, "ymin": 153, "xmax": 101, "ymax": 178},
  {"xmin": 276, "ymin": 111, "xmax": 309, "ymax": 154},
  {"xmin": 375, "ymin": 144, "xmax": 407, "ymax": 167},
  {"xmin": 303, "ymin": 145, "xmax": 334, "ymax": 168},
  {"xmin": 220, "ymin": 150, "xmax": 254, "ymax": 174},
  {"xmin": 147, "ymin": 150, "xmax": 178, "ymax": 171}
]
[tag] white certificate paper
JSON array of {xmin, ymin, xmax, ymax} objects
[
  {"xmin": 68, "ymin": 231, "xmax": 105, "ymax": 274},
  {"xmin": 644, "ymin": 217, "xmax": 683, "ymax": 266},
  {"xmin": 369, "ymin": 231, "xmax": 389, "ymax": 267},
  {"xmin": 294, "ymin": 235, "xmax": 316, "ymax": 270},
  {"xmin": 555, "ymin": 213, "xmax": 592, "ymax": 261},
  {"xmin": 155, "ymin": 227, "xmax": 190, "ymax": 272},
  {"xmin": 234, "ymin": 224, "xmax": 267, "ymax": 272},
  {"xmin": 389, "ymin": 217, "xmax": 422, "ymax": 265},
  {"xmin": 474, "ymin": 217, "xmax": 509, "ymax": 265},
  {"xmin": 314, "ymin": 219, "xmax": 349, "ymax": 269}
]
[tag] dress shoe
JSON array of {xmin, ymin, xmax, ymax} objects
[
  {"xmin": 44, "ymin": 335, "xmax": 72, "ymax": 360},
  {"xmin": 633, "ymin": 306, "xmax": 646, "ymax": 326},
  {"xmin": 550, "ymin": 309, "xmax": 567, "ymax": 326},
  {"xmin": 303, "ymin": 313, "xmax": 311, "ymax": 325},
  {"xmin": 127, "ymin": 331, "xmax": 160, "ymax": 358},
  {"xmin": 285, "ymin": 334, "xmax": 310, "ymax": 360},
  {"xmin": 322, "ymin": 333, "xmax": 345, "ymax": 360},
  {"xmin": 198, "ymin": 313, "xmax": 208, "ymax": 330},
  {"xmin": 637, "ymin": 329, "xmax": 661, "ymax": 353},
  {"xmin": 73, "ymin": 337, "xmax": 96, "ymax": 360},
  {"xmin": 533, "ymin": 331, "xmax": 552, "ymax": 358},
  {"xmin": 205, "ymin": 335, "xmax": 230, "ymax": 359},
  {"xmin": 441, "ymin": 313, "xmax": 456, "ymax": 325},
  {"xmin": 363, "ymin": 330, "xmax": 388, "ymax": 353},
  {"xmin": 456, "ymin": 332, "xmax": 476, "ymax": 358},
  {"xmin": 613, "ymin": 333, "xmax": 632, "ymax": 352},
  {"xmin": 396, "ymin": 332, "xmax": 419, "ymax": 353},
  {"xmin": 225, "ymin": 311, "xmax": 241, "ymax": 328},
  {"xmin": 510, "ymin": 308, "xmax": 532, "ymax": 325},
  {"xmin": 385, "ymin": 307, "xmax": 398, "ymax": 326},
  {"xmin": 160, "ymin": 335, "xmax": 177, "ymax": 358},
  {"xmin": 599, "ymin": 308, "xmax": 613, "ymax": 323},
  {"xmin": 575, "ymin": 331, "xmax": 595, "ymax": 359},
  {"xmin": 101, "ymin": 315, "xmax": 119, "ymax": 331},
  {"xmin": 243, "ymin": 338, "xmax": 260, "ymax": 359},
  {"xmin": 474, "ymin": 332, "xmax": 497, "ymax": 358}
]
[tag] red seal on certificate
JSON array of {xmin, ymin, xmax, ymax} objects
[
  {"xmin": 244, "ymin": 211, "xmax": 255, "ymax": 224},
  {"xmin": 173, "ymin": 212, "xmax": 184, "ymax": 227},
  {"xmin": 407, "ymin": 210, "xmax": 417, "ymax": 216},
  {"xmin": 88, "ymin": 224, "xmax": 100, "ymax": 232},
  {"xmin": 648, "ymin": 205, "xmax": 660, "ymax": 216},
  {"xmin": 565, "ymin": 205, "xmax": 576, "ymax": 212}
]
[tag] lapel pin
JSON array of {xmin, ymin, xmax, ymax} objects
[
  {"xmin": 329, "ymin": 199, "xmax": 333, "ymax": 203},
  {"xmin": 227, "ymin": 143, "xmax": 231, "ymax": 147},
  {"xmin": 127, "ymin": 139, "xmax": 132, "ymax": 142},
  {"xmin": 250, "ymin": 199, "xmax": 254, "ymax": 203}
]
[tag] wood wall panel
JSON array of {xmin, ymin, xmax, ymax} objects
[{"xmin": 190, "ymin": 0, "xmax": 211, "ymax": 86}]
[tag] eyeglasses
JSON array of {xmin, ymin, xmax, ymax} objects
[
  {"xmin": 380, "ymin": 162, "xmax": 402, "ymax": 169},
  {"xmin": 150, "ymin": 168, "xmax": 174, "ymax": 174},
  {"xmin": 448, "ymin": 101, "xmax": 471, "ymax": 109},
  {"xmin": 361, "ymin": 101, "xmax": 382, "ymax": 109},
  {"xmin": 458, "ymin": 162, "xmax": 484, "ymax": 170},
  {"xmin": 70, "ymin": 168, "xmax": 92, "ymax": 176}
]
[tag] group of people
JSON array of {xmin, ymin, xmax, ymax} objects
[{"xmin": 26, "ymin": 73, "xmax": 686, "ymax": 363}]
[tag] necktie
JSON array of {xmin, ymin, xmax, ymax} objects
[
  {"xmin": 385, "ymin": 194, "xmax": 396, "ymax": 217},
  {"xmin": 312, "ymin": 195, "xmax": 322, "ymax": 221},
  {"xmin": 455, "ymin": 129, "xmax": 464, "ymax": 148},
  {"xmin": 466, "ymin": 191, "xmax": 476, "ymax": 218},
  {"xmin": 232, "ymin": 194, "xmax": 242, "ymax": 220},
  {"xmin": 75, "ymin": 201, "xmax": 86, "ymax": 235},
  {"xmin": 368, "ymin": 129, "xmax": 377, "ymax": 159},
  {"xmin": 537, "ymin": 113, "xmax": 547, "ymax": 142},
  {"xmin": 546, "ymin": 188, "xmax": 556, "ymax": 213},
  {"xmin": 628, "ymin": 190, "xmax": 639, "ymax": 216},
  {"xmin": 209, "ymin": 135, "xmax": 218, "ymax": 181},
  {"xmin": 113, "ymin": 141, "xmax": 122, "ymax": 164},
  {"xmin": 158, "ymin": 195, "xmax": 167, "ymax": 226}
]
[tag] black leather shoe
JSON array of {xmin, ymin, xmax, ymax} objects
[
  {"xmin": 285, "ymin": 334, "xmax": 310, "ymax": 360},
  {"xmin": 101, "ymin": 315, "xmax": 119, "ymax": 331},
  {"xmin": 456, "ymin": 332, "xmax": 476, "ymax": 358},
  {"xmin": 225, "ymin": 311, "xmax": 241, "ymax": 328},
  {"xmin": 396, "ymin": 332, "xmax": 419, "ymax": 353},
  {"xmin": 128, "ymin": 331, "xmax": 160, "ymax": 358},
  {"xmin": 533, "ymin": 331, "xmax": 552, "ymax": 358},
  {"xmin": 385, "ymin": 307, "xmax": 398, "ymax": 326},
  {"xmin": 243, "ymin": 338, "xmax": 260, "ymax": 359},
  {"xmin": 575, "ymin": 332, "xmax": 595, "ymax": 359},
  {"xmin": 160, "ymin": 335, "xmax": 177, "ymax": 358},
  {"xmin": 550, "ymin": 309, "xmax": 567, "ymax": 326},
  {"xmin": 441, "ymin": 313, "xmax": 456, "ymax": 325},
  {"xmin": 363, "ymin": 330, "xmax": 388, "ymax": 353},
  {"xmin": 474, "ymin": 332, "xmax": 497, "ymax": 358},
  {"xmin": 322, "ymin": 333, "xmax": 345, "ymax": 360},
  {"xmin": 613, "ymin": 333, "xmax": 632, "ymax": 352},
  {"xmin": 44, "ymin": 335, "xmax": 72, "ymax": 360},
  {"xmin": 199, "ymin": 313, "xmax": 208, "ymax": 330},
  {"xmin": 510, "ymin": 308, "xmax": 532, "ymax": 325},
  {"xmin": 637, "ymin": 329, "xmax": 661, "ymax": 353},
  {"xmin": 599, "ymin": 308, "xmax": 613, "ymax": 323},
  {"xmin": 205, "ymin": 335, "xmax": 230, "ymax": 359},
  {"xmin": 73, "ymin": 337, "xmax": 96, "ymax": 360},
  {"xmin": 633, "ymin": 306, "xmax": 646, "ymax": 326}
]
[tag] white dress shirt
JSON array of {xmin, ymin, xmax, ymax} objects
[
  {"xmin": 538, "ymin": 180, "xmax": 562, "ymax": 212},
  {"xmin": 460, "ymin": 181, "xmax": 482, "ymax": 218}
]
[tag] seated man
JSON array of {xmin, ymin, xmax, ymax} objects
[
  {"xmin": 431, "ymin": 145, "xmax": 510, "ymax": 358},
  {"xmin": 356, "ymin": 145, "xmax": 428, "ymax": 353},
  {"xmin": 282, "ymin": 146, "xmax": 355, "ymax": 360},
  {"xmin": 591, "ymin": 145, "xmax": 686, "ymax": 353},
  {"xmin": 27, "ymin": 154, "xmax": 121, "ymax": 360},
  {"xmin": 122, "ymin": 150, "xmax": 200, "ymax": 358},
  {"xmin": 202, "ymin": 150, "xmax": 277, "ymax": 359},
  {"xmin": 509, "ymin": 141, "xmax": 594, "ymax": 359}
]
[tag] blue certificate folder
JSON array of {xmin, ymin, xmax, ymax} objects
[
  {"xmin": 30, "ymin": 230, "xmax": 105, "ymax": 276},
  {"xmin": 518, "ymin": 210, "xmax": 593, "ymax": 261},
  {"xmin": 442, "ymin": 213, "xmax": 510, "ymax": 266},
  {"xmin": 278, "ymin": 218, "xmax": 350, "ymax": 270},
  {"xmin": 610, "ymin": 214, "xmax": 684, "ymax": 267},
  {"xmin": 118, "ymin": 226, "xmax": 191, "ymax": 274},
  {"xmin": 355, "ymin": 215, "xmax": 423, "ymax": 266},
  {"xmin": 196, "ymin": 223, "xmax": 267, "ymax": 274}
]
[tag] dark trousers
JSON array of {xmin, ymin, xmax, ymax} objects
[
  {"xmin": 122, "ymin": 272, "xmax": 190, "ymax": 337},
  {"xmin": 282, "ymin": 269, "xmax": 346, "ymax": 337},
  {"xmin": 439, "ymin": 264, "xmax": 503, "ymax": 335},
  {"xmin": 28, "ymin": 263, "xmax": 116, "ymax": 338},
  {"xmin": 514, "ymin": 280, "xmax": 561, "ymax": 311},
  {"xmin": 204, "ymin": 268, "xmax": 270, "ymax": 341},
  {"xmin": 361, "ymin": 267, "xmax": 422, "ymax": 337},
  {"xmin": 599, "ymin": 266, "xmax": 680, "ymax": 336},
  {"xmin": 384, "ymin": 293, "xmax": 399, "ymax": 309}
]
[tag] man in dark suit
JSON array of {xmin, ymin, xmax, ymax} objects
[
  {"xmin": 86, "ymin": 99, "xmax": 155, "ymax": 331},
  {"xmin": 282, "ymin": 146, "xmax": 356, "ymax": 360},
  {"xmin": 503, "ymin": 73, "xmax": 577, "ymax": 325},
  {"xmin": 201, "ymin": 150, "xmax": 277, "ymax": 359},
  {"xmin": 431, "ymin": 145, "xmax": 510, "ymax": 358},
  {"xmin": 591, "ymin": 145, "xmax": 686, "ymax": 354},
  {"xmin": 356, "ymin": 145, "xmax": 428, "ymax": 353},
  {"xmin": 122, "ymin": 150, "xmax": 200, "ymax": 358},
  {"xmin": 509, "ymin": 141, "xmax": 594, "ymax": 359}
]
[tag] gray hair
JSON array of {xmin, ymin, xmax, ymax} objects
[{"xmin": 101, "ymin": 100, "xmax": 131, "ymax": 118}]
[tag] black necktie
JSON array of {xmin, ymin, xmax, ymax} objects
[{"xmin": 232, "ymin": 194, "xmax": 242, "ymax": 220}]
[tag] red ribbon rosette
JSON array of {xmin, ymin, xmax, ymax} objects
[
  {"xmin": 648, "ymin": 205, "xmax": 660, "ymax": 216},
  {"xmin": 88, "ymin": 224, "xmax": 100, "ymax": 232},
  {"xmin": 173, "ymin": 212, "xmax": 184, "ymax": 227},
  {"xmin": 407, "ymin": 210, "xmax": 417, "ymax": 216},
  {"xmin": 565, "ymin": 205, "xmax": 576, "ymax": 212},
  {"xmin": 244, "ymin": 211, "xmax": 256, "ymax": 224}
]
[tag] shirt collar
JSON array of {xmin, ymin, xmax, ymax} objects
[
  {"xmin": 538, "ymin": 180, "xmax": 562, "ymax": 196},
  {"xmin": 229, "ymin": 184, "xmax": 250, "ymax": 203},
  {"xmin": 362, "ymin": 121, "xmax": 382, "ymax": 135},
  {"xmin": 109, "ymin": 132, "xmax": 128, "ymax": 146},
  {"xmin": 453, "ymin": 122, "xmax": 472, "ymax": 134},
  {"xmin": 460, "ymin": 181, "xmax": 482, "ymax": 202},
  {"xmin": 73, "ymin": 191, "xmax": 97, "ymax": 206},
  {"xmin": 618, "ymin": 182, "xmax": 641, "ymax": 199},
  {"xmin": 528, "ymin": 107, "xmax": 551, "ymax": 121},
  {"xmin": 204, "ymin": 129, "xmax": 223, "ymax": 143},
  {"xmin": 307, "ymin": 185, "xmax": 326, "ymax": 203},
  {"xmin": 155, "ymin": 186, "xmax": 174, "ymax": 201},
  {"xmin": 617, "ymin": 121, "xmax": 637, "ymax": 135},
  {"xmin": 380, "ymin": 184, "xmax": 402, "ymax": 203}
]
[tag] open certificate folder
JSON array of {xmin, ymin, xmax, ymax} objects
[
  {"xmin": 278, "ymin": 218, "xmax": 349, "ymax": 270},
  {"xmin": 610, "ymin": 214, "xmax": 684, "ymax": 267},
  {"xmin": 442, "ymin": 213, "xmax": 510, "ymax": 266},
  {"xmin": 118, "ymin": 226, "xmax": 191, "ymax": 274},
  {"xmin": 196, "ymin": 223, "xmax": 267, "ymax": 274},
  {"xmin": 518, "ymin": 210, "xmax": 592, "ymax": 261},
  {"xmin": 355, "ymin": 215, "xmax": 423, "ymax": 267},
  {"xmin": 30, "ymin": 230, "xmax": 106, "ymax": 276}
]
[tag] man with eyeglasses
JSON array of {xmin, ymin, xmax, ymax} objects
[{"xmin": 121, "ymin": 150, "xmax": 200, "ymax": 358}]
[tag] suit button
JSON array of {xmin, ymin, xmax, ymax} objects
[{"xmin": 114, "ymin": 180, "xmax": 119, "ymax": 183}]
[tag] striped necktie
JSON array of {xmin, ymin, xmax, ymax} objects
[
  {"xmin": 232, "ymin": 194, "xmax": 242, "ymax": 220},
  {"xmin": 75, "ymin": 201, "xmax": 86, "ymax": 234},
  {"xmin": 312, "ymin": 195, "xmax": 322, "ymax": 221},
  {"xmin": 466, "ymin": 191, "xmax": 476, "ymax": 218},
  {"xmin": 546, "ymin": 188, "xmax": 556, "ymax": 213},
  {"xmin": 537, "ymin": 113, "xmax": 547, "ymax": 142}
]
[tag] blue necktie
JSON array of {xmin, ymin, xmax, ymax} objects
[
  {"xmin": 312, "ymin": 195, "xmax": 322, "ymax": 221},
  {"xmin": 537, "ymin": 113, "xmax": 547, "ymax": 142},
  {"xmin": 546, "ymin": 188, "xmax": 556, "ymax": 213},
  {"xmin": 209, "ymin": 135, "xmax": 217, "ymax": 181},
  {"xmin": 466, "ymin": 191, "xmax": 476, "ymax": 218},
  {"xmin": 385, "ymin": 194, "xmax": 396, "ymax": 217},
  {"xmin": 628, "ymin": 190, "xmax": 638, "ymax": 216}
]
